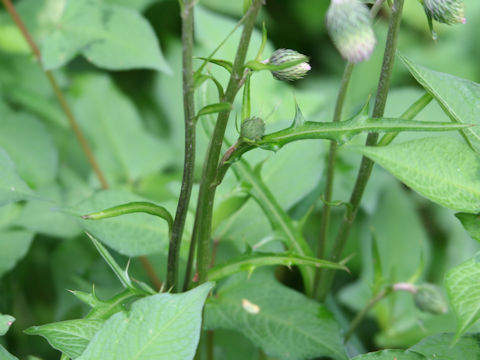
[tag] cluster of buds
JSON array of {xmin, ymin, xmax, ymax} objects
[
  {"xmin": 422, "ymin": 0, "xmax": 466, "ymax": 26},
  {"xmin": 325, "ymin": 0, "xmax": 376, "ymax": 63},
  {"xmin": 267, "ymin": 49, "xmax": 311, "ymax": 82}
]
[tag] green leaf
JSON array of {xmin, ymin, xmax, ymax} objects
[
  {"xmin": 354, "ymin": 137, "xmax": 480, "ymax": 213},
  {"xmin": 0, "ymin": 229, "xmax": 34, "ymax": 277},
  {"xmin": 445, "ymin": 254, "xmax": 480, "ymax": 339},
  {"xmin": 196, "ymin": 102, "xmax": 232, "ymax": 119},
  {"xmin": 41, "ymin": 0, "xmax": 171, "ymax": 72},
  {"xmin": 25, "ymin": 319, "xmax": 105, "ymax": 359},
  {"xmin": 0, "ymin": 345, "xmax": 18, "ymax": 360},
  {"xmin": 71, "ymin": 189, "xmax": 172, "ymax": 257},
  {"xmin": 410, "ymin": 333, "xmax": 480, "ymax": 359},
  {"xmin": 456, "ymin": 213, "xmax": 480, "ymax": 242},
  {"xmin": 0, "ymin": 148, "xmax": 35, "ymax": 206},
  {"xmin": 207, "ymin": 252, "xmax": 348, "ymax": 281},
  {"xmin": 194, "ymin": 57, "xmax": 233, "ymax": 73},
  {"xmin": 205, "ymin": 271, "xmax": 347, "ymax": 360},
  {"xmin": 0, "ymin": 109, "xmax": 58, "ymax": 187},
  {"xmin": 400, "ymin": 54, "xmax": 480, "ymax": 152},
  {"xmin": 0, "ymin": 314, "xmax": 15, "ymax": 336},
  {"xmin": 351, "ymin": 350, "xmax": 426, "ymax": 359},
  {"xmin": 78, "ymin": 283, "xmax": 214, "ymax": 360}
]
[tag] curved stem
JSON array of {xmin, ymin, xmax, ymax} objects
[
  {"xmin": 166, "ymin": 0, "xmax": 196, "ymax": 292},
  {"xmin": 317, "ymin": 0, "xmax": 406, "ymax": 301},
  {"xmin": 185, "ymin": 0, "xmax": 264, "ymax": 287}
]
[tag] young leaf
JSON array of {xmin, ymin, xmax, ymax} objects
[
  {"xmin": 0, "ymin": 314, "xmax": 15, "ymax": 336},
  {"xmin": 0, "ymin": 148, "xmax": 35, "ymax": 206},
  {"xmin": 194, "ymin": 57, "xmax": 233, "ymax": 73},
  {"xmin": 25, "ymin": 319, "xmax": 105, "ymax": 359},
  {"xmin": 350, "ymin": 350, "xmax": 425, "ymax": 359},
  {"xmin": 196, "ymin": 103, "xmax": 232, "ymax": 119},
  {"xmin": 410, "ymin": 333, "xmax": 480, "ymax": 359},
  {"xmin": 445, "ymin": 254, "xmax": 480, "ymax": 339},
  {"xmin": 455, "ymin": 213, "xmax": 480, "ymax": 242},
  {"xmin": 354, "ymin": 137, "xmax": 480, "ymax": 213},
  {"xmin": 41, "ymin": 0, "xmax": 171, "ymax": 72},
  {"xmin": 204, "ymin": 271, "xmax": 347, "ymax": 360},
  {"xmin": 77, "ymin": 283, "xmax": 214, "ymax": 360},
  {"xmin": 207, "ymin": 252, "xmax": 348, "ymax": 281},
  {"xmin": 0, "ymin": 229, "xmax": 34, "ymax": 277},
  {"xmin": 400, "ymin": 54, "xmax": 480, "ymax": 152}
]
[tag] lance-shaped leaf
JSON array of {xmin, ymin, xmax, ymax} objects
[
  {"xmin": 194, "ymin": 57, "xmax": 233, "ymax": 73},
  {"xmin": 455, "ymin": 213, "xmax": 480, "ymax": 242},
  {"xmin": 400, "ymin": 54, "xmax": 480, "ymax": 152},
  {"xmin": 354, "ymin": 137, "xmax": 480, "ymax": 213},
  {"xmin": 196, "ymin": 102, "xmax": 232, "ymax": 119},
  {"xmin": 208, "ymin": 252, "xmax": 348, "ymax": 281},
  {"xmin": 78, "ymin": 283, "xmax": 214, "ymax": 360},
  {"xmin": 445, "ymin": 254, "xmax": 480, "ymax": 339}
]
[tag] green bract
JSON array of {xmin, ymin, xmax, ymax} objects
[
  {"xmin": 268, "ymin": 49, "xmax": 311, "ymax": 81},
  {"xmin": 326, "ymin": 0, "xmax": 376, "ymax": 63},
  {"xmin": 422, "ymin": 0, "xmax": 466, "ymax": 25}
]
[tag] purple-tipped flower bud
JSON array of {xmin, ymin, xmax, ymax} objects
[
  {"xmin": 422, "ymin": 0, "xmax": 466, "ymax": 25},
  {"xmin": 268, "ymin": 49, "xmax": 311, "ymax": 82},
  {"xmin": 326, "ymin": 0, "xmax": 376, "ymax": 63},
  {"xmin": 413, "ymin": 284, "xmax": 448, "ymax": 315},
  {"xmin": 241, "ymin": 117, "xmax": 265, "ymax": 141}
]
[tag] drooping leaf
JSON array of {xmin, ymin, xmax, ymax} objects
[
  {"xmin": 25, "ymin": 319, "xmax": 105, "ymax": 359},
  {"xmin": 354, "ymin": 137, "xmax": 480, "ymax": 213},
  {"xmin": 400, "ymin": 54, "xmax": 480, "ymax": 152},
  {"xmin": 0, "ymin": 229, "xmax": 34, "ymax": 277},
  {"xmin": 204, "ymin": 271, "xmax": 347, "ymax": 360},
  {"xmin": 350, "ymin": 349, "xmax": 426, "ymax": 360},
  {"xmin": 410, "ymin": 333, "xmax": 480, "ymax": 359},
  {"xmin": 445, "ymin": 254, "xmax": 480, "ymax": 339},
  {"xmin": 0, "ymin": 314, "xmax": 15, "ymax": 336},
  {"xmin": 78, "ymin": 283, "xmax": 214, "ymax": 360},
  {"xmin": 41, "ymin": 0, "xmax": 171, "ymax": 72},
  {"xmin": 0, "ymin": 148, "xmax": 35, "ymax": 206},
  {"xmin": 455, "ymin": 213, "xmax": 480, "ymax": 242}
]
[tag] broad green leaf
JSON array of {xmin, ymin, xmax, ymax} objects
[
  {"xmin": 25, "ymin": 319, "xmax": 105, "ymax": 359},
  {"xmin": 0, "ymin": 148, "xmax": 35, "ymax": 206},
  {"xmin": 71, "ymin": 189, "xmax": 171, "ymax": 257},
  {"xmin": 0, "ymin": 109, "xmax": 58, "ymax": 187},
  {"xmin": 0, "ymin": 229, "xmax": 34, "ymax": 277},
  {"xmin": 445, "ymin": 254, "xmax": 480, "ymax": 338},
  {"xmin": 354, "ymin": 137, "xmax": 480, "ymax": 213},
  {"xmin": 0, "ymin": 314, "xmax": 15, "ymax": 336},
  {"xmin": 456, "ymin": 213, "xmax": 480, "ymax": 242},
  {"xmin": 41, "ymin": 0, "xmax": 171, "ymax": 72},
  {"xmin": 351, "ymin": 350, "xmax": 425, "ymax": 360},
  {"xmin": 78, "ymin": 282, "xmax": 214, "ymax": 360},
  {"xmin": 204, "ymin": 271, "xmax": 347, "ymax": 360},
  {"xmin": 400, "ymin": 55, "xmax": 480, "ymax": 152},
  {"xmin": 0, "ymin": 345, "xmax": 18, "ymax": 360},
  {"xmin": 410, "ymin": 333, "xmax": 480, "ymax": 359}
]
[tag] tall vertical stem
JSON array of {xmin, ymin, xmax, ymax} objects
[
  {"xmin": 317, "ymin": 0, "xmax": 405, "ymax": 301},
  {"xmin": 166, "ymin": 0, "xmax": 196, "ymax": 292},
  {"xmin": 185, "ymin": 0, "xmax": 264, "ymax": 287}
]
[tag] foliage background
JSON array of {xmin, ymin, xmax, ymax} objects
[{"xmin": 0, "ymin": 0, "xmax": 479, "ymax": 358}]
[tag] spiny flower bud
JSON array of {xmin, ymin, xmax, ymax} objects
[
  {"xmin": 326, "ymin": 0, "xmax": 376, "ymax": 63},
  {"xmin": 268, "ymin": 49, "xmax": 311, "ymax": 82},
  {"xmin": 422, "ymin": 0, "xmax": 466, "ymax": 25},
  {"xmin": 413, "ymin": 284, "xmax": 448, "ymax": 315},
  {"xmin": 241, "ymin": 117, "xmax": 265, "ymax": 141}
]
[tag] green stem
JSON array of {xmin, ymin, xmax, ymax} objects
[
  {"xmin": 185, "ymin": 0, "xmax": 264, "ymax": 287},
  {"xmin": 167, "ymin": 0, "xmax": 196, "ymax": 292},
  {"xmin": 317, "ymin": 0, "xmax": 405, "ymax": 301}
]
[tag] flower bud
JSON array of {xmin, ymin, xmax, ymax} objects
[
  {"xmin": 241, "ymin": 117, "xmax": 265, "ymax": 141},
  {"xmin": 268, "ymin": 49, "xmax": 311, "ymax": 82},
  {"xmin": 422, "ymin": 0, "xmax": 466, "ymax": 25},
  {"xmin": 413, "ymin": 284, "xmax": 448, "ymax": 315},
  {"xmin": 326, "ymin": 0, "xmax": 376, "ymax": 63}
]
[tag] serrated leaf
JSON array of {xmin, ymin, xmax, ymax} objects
[
  {"xmin": 400, "ymin": 54, "xmax": 480, "ymax": 152},
  {"xmin": 0, "ymin": 148, "xmax": 35, "ymax": 206},
  {"xmin": 456, "ymin": 213, "xmax": 480, "ymax": 242},
  {"xmin": 0, "ymin": 229, "xmax": 34, "ymax": 277},
  {"xmin": 351, "ymin": 349, "xmax": 426, "ymax": 359},
  {"xmin": 41, "ymin": 0, "xmax": 171, "ymax": 72},
  {"xmin": 445, "ymin": 255, "xmax": 480, "ymax": 338},
  {"xmin": 204, "ymin": 271, "xmax": 347, "ymax": 360},
  {"xmin": 78, "ymin": 283, "xmax": 214, "ymax": 360},
  {"xmin": 354, "ymin": 137, "xmax": 480, "ymax": 213},
  {"xmin": 410, "ymin": 333, "xmax": 480, "ymax": 359},
  {"xmin": 25, "ymin": 319, "xmax": 105, "ymax": 359},
  {"xmin": 0, "ymin": 314, "xmax": 15, "ymax": 336}
]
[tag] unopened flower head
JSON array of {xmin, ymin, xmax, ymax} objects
[
  {"xmin": 422, "ymin": 0, "xmax": 466, "ymax": 25},
  {"xmin": 326, "ymin": 0, "xmax": 376, "ymax": 63},
  {"xmin": 268, "ymin": 49, "xmax": 311, "ymax": 82},
  {"xmin": 241, "ymin": 117, "xmax": 265, "ymax": 141},
  {"xmin": 413, "ymin": 284, "xmax": 448, "ymax": 315}
]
